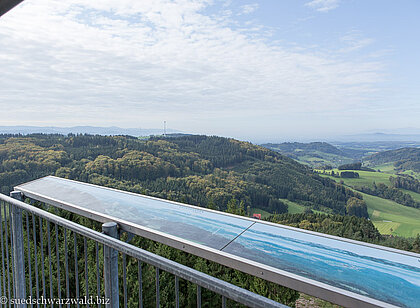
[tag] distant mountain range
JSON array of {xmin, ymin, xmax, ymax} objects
[
  {"xmin": 0, "ymin": 126, "xmax": 181, "ymax": 136},
  {"xmin": 331, "ymin": 132, "xmax": 420, "ymax": 142}
]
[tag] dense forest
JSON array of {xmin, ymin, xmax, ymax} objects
[
  {"xmin": 337, "ymin": 162, "xmax": 375, "ymax": 172},
  {"xmin": 339, "ymin": 171, "xmax": 360, "ymax": 178},
  {"xmin": 0, "ymin": 134, "xmax": 360, "ymax": 215}
]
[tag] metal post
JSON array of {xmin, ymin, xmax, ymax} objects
[
  {"xmin": 10, "ymin": 191, "xmax": 26, "ymax": 307},
  {"xmin": 102, "ymin": 222, "xmax": 119, "ymax": 308}
]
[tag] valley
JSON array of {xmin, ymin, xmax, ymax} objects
[
  {"xmin": 263, "ymin": 141, "xmax": 420, "ymax": 238},
  {"xmin": 316, "ymin": 168, "xmax": 420, "ymax": 237}
]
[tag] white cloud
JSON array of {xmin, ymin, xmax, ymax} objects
[
  {"xmin": 239, "ymin": 4, "xmax": 259, "ymax": 15},
  {"xmin": 0, "ymin": 0, "xmax": 383, "ymax": 135},
  {"xmin": 305, "ymin": 0, "xmax": 340, "ymax": 12},
  {"xmin": 339, "ymin": 31, "xmax": 374, "ymax": 53}
]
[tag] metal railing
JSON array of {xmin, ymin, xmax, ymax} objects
[{"xmin": 0, "ymin": 192, "xmax": 287, "ymax": 308}]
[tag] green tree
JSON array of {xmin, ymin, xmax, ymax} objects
[{"xmin": 346, "ymin": 197, "xmax": 369, "ymax": 218}]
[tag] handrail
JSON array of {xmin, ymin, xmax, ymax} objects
[{"xmin": 0, "ymin": 193, "xmax": 287, "ymax": 308}]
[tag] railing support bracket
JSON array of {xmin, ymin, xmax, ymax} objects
[
  {"xmin": 10, "ymin": 191, "xmax": 26, "ymax": 307},
  {"xmin": 102, "ymin": 222, "xmax": 119, "ymax": 308}
]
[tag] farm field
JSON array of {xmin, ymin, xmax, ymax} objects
[
  {"xmin": 372, "ymin": 163, "xmax": 420, "ymax": 179},
  {"xmin": 319, "ymin": 171, "xmax": 420, "ymax": 237},
  {"xmin": 363, "ymin": 193, "xmax": 420, "ymax": 237},
  {"xmin": 374, "ymin": 163, "xmax": 396, "ymax": 173},
  {"xmin": 296, "ymin": 152, "xmax": 353, "ymax": 167},
  {"xmin": 281, "ymin": 199, "xmax": 328, "ymax": 215},
  {"xmin": 282, "ymin": 199, "xmax": 305, "ymax": 214},
  {"xmin": 251, "ymin": 200, "xmax": 328, "ymax": 217},
  {"xmin": 318, "ymin": 169, "xmax": 392, "ymax": 188}
]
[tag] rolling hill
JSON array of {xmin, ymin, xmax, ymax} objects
[
  {"xmin": 364, "ymin": 147, "xmax": 420, "ymax": 173},
  {"xmin": 261, "ymin": 142, "xmax": 358, "ymax": 167},
  {"xmin": 0, "ymin": 134, "xmax": 357, "ymax": 215}
]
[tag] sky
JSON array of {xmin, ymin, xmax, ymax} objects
[{"xmin": 0, "ymin": 0, "xmax": 419, "ymax": 142}]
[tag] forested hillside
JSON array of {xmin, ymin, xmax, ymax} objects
[
  {"xmin": 365, "ymin": 147, "xmax": 420, "ymax": 172},
  {"xmin": 0, "ymin": 134, "xmax": 358, "ymax": 215}
]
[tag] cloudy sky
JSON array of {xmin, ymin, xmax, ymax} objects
[{"xmin": 0, "ymin": 0, "xmax": 419, "ymax": 142}]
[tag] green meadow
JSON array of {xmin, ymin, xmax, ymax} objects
[
  {"xmin": 373, "ymin": 163, "xmax": 420, "ymax": 179},
  {"xmin": 374, "ymin": 163, "xmax": 396, "ymax": 173},
  {"xmin": 281, "ymin": 199, "xmax": 328, "ymax": 215},
  {"xmin": 319, "ymin": 170, "xmax": 420, "ymax": 237},
  {"xmin": 283, "ymin": 199, "xmax": 306, "ymax": 214},
  {"xmin": 318, "ymin": 169, "xmax": 392, "ymax": 188},
  {"xmin": 250, "ymin": 168, "xmax": 420, "ymax": 237},
  {"xmin": 363, "ymin": 193, "xmax": 420, "ymax": 237},
  {"xmin": 251, "ymin": 199, "xmax": 328, "ymax": 217}
]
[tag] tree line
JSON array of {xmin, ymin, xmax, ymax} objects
[
  {"xmin": 357, "ymin": 182, "xmax": 420, "ymax": 209},
  {"xmin": 390, "ymin": 175, "xmax": 420, "ymax": 194}
]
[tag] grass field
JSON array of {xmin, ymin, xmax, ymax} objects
[
  {"xmin": 319, "ymin": 169, "xmax": 391, "ymax": 188},
  {"xmin": 320, "ymin": 168, "xmax": 420, "ymax": 191},
  {"xmin": 281, "ymin": 199, "xmax": 306, "ymax": 214},
  {"xmin": 296, "ymin": 152, "xmax": 353, "ymax": 167},
  {"xmin": 252, "ymin": 168, "xmax": 420, "ymax": 237},
  {"xmin": 400, "ymin": 170, "xmax": 420, "ymax": 179},
  {"xmin": 362, "ymin": 192, "xmax": 420, "ymax": 237},
  {"xmin": 280, "ymin": 199, "xmax": 328, "ymax": 215},
  {"xmin": 319, "ymin": 168, "xmax": 420, "ymax": 203},
  {"xmin": 318, "ymin": 171, "xmax": 420, "ymax": 237},
  {"xmin": 374, "ymin": 163, "xmax": 396, "ymax": 173},
  {"xmin": 372, "ymin": 163, "xmax": 420, "ymax": 179},
  {"xmin": 250, "ymin": 199, "xmax": 328, "ymax": 218}
]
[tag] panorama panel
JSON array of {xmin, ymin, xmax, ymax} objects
[
  {"xmin": 222, "ymin": 222, "xmax": 420, "ymax": 307},
  {"xmin": 16, "ymin": 176, "xmax": 253, "ymax": 250},
  {"xmin": 15, "ymin": 176, "xmax": 420, "ymax": 307}
]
